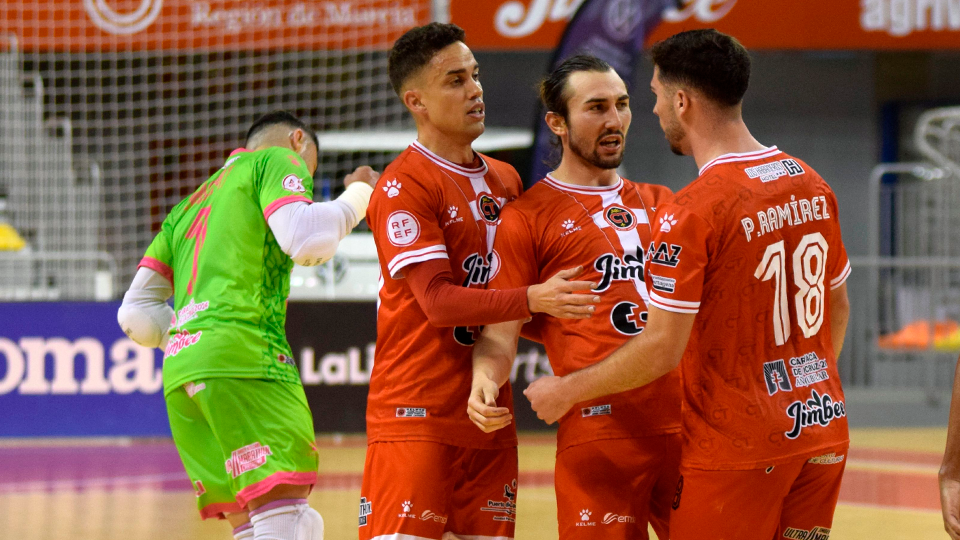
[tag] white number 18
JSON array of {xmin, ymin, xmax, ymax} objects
[{"xmin": 754, "ymin": 233, "xmax": 828, "ymax": 346}]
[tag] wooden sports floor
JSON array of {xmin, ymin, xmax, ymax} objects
[{"xmin": 0, "ymin": 428, "xmax": 945, "ymax": 539}]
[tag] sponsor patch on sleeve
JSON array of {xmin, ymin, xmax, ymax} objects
[
  {"xmin": 651, "ymin": 274, "xmax": 676, "ymax": 293},
  {"xmin": 581, "ymin": 404, "xmax": 612, "ymax": 417}
]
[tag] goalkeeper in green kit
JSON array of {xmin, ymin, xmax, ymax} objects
[{"xmin": 117, "ymin": 111, "xmax": 378, "ymax": 540}]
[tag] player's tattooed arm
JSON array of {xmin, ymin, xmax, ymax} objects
[
  {"xmin": 940, "ymin": 353, "xmax": 960, "ymax": 540},
  {"xmin": 829, "ymin": 282, "xmax": 850, "ymax": 359},
  {"xmin": 468, "ymin": 321, "xmax": 523, "ymax": 433},
  {"xmin": 525, "ymin": 306, "xmax": 694, "ymax": 424}
]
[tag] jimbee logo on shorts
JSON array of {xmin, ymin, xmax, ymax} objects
[
  {"xmin": 224, "ymin": 442, "xmax": 272, "ymax": 478},
  {"xmin": 396, "ymin": 407, "xmax": 427, "ymax": 418}
]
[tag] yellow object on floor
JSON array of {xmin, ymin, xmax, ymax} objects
[{"xmin": 0, "ymin": 222, "xmax": 25, "ymax": 251}]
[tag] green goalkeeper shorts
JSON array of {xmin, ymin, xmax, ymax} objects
[{"xmin": 165, "ymin": 378, "xmax": 319, "ymax": 519}]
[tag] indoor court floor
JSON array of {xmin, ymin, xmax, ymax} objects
[{"xmin": 0, "ymin": 428, "xmax": 945, "ymax": 540}]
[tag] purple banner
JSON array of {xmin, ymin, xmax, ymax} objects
[{"xmin": 529, "ymin": 0, "xmax": 672, "ymax": 185}]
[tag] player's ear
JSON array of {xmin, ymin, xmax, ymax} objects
[
  {"xmin": 675, "ymin": 88, "xmax": 690, "ymax": 119},
  {"xmin": 545, "ymin": 111, "xmax": 566, "ymax": 138},
  {"xmin": 403, "ymin": 89, "xmax": 425, "ymax": 115}
]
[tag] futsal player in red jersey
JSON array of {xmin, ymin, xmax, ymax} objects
[
  {"xmin": 361, "ymin": 23, "xmax": 599, "ymax": 540},
  {"xmin": 525, "ymin": 30, "xmax": 852, "ymax": 540},
  {"xmin": 467, "ymin": 55, "xmax": 681, "ymax": 540}
]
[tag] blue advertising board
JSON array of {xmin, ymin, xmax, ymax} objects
[{"xmin": 0, "ymin": 302, "xmax": 170, "ymax": 437}]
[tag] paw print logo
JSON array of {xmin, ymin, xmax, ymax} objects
[
  {"xmin": 580, "ymin": 509, "xmax": 592, "ymax": 521},
  {"xmin": 448, "ymin": 206, "xmax": 458, "ymax": 218},
  {"xmin": 384, "ymin": 179, "xmax": 402, "ymax": 198},
  {"xmin": 562, "ymin": 219, "xmax": 575, "ymax": 230},
  {"xmin": 659, "ymin": 214, "xmax": 678, "ymax": 233},
  {"xmin": 402, "ymin": 501, "xmax": 413, "ymax": 512}
]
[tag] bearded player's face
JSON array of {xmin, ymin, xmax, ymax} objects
[
  {"xmin": 563, "ymin": 69, "xmax": 631, "ymax": 170},
  {"xmin": 651, "ymin": 67, "xmax": 686, "ymax": 156},
  {"xmin": 416, "ymin": 42, "xmax": 485, "ymax": 143}
]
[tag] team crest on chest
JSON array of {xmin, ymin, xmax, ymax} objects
[
  {"xmin": 604, "ymin": 205, "xmax": 636, "ymax": 231},
  {"xmin": 477, "ymin": 193, "xmax": 501, "ymax": 223}
]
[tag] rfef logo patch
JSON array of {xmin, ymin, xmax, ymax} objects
[
  {"xmin": 603, "ymin": 205, "xmax": 636, "ymax": 231},
  {"xmin": 386, "ymin": 211, "xmax": 420, "ymax": 247},
  {"xmin": 477, "ymin": 193, "xmax": 501, "ymax": 222}
]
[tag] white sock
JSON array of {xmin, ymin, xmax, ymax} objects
[
  {"xmin": 233, "ymin": 523, "xmax": 254, "ymax": 540},
  {"xmin": 249, "ymin": 500, "xmax": 324, "ymax": 540}
]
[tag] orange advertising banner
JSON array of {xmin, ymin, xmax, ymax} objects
[
  {"xmin": 452, "ymin": 0, "xmax": 960, "ymax": 50},
  {"xmin": 0, "ymin": 0, "xmax": 431, "ymax": 51}
]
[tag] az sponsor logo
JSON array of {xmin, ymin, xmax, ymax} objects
[
  {"xmin": 602, "ymin": 513, "xmax": 636, "ymax": 524},
  {"xmin": 785, "ymin": 390, "xmax": 846, "ymax": 440},
  {"xmin": 783, "ymin": 525, "xmax": 831, "ymax": 540},
  {"xmin": 647, "ymin": 242, "xmax": 682, "ymax": 267}
]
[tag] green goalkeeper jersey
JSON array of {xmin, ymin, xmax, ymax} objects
[{"xmin": 139, "ymin": 147, "xmax": 314, "ymax": 395}]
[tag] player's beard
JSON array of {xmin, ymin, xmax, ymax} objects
[
  {"xmin": 568, "ymin": 124, "xmax": 624, "ymax": 170},
  {"xmin": 662, "ymin": 114, "xmax": 685, "ymax": 156}
]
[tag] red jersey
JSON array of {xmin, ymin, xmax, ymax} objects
[
  {"xmin": 366, "ymin": 141, "xmax": 522, "ymax": 449},
  {"xmin": 492, "ymin": 174, "xmax": 681, "ymax": 452},
  {"xmin": 645, "ymin": 146, "xmax": 852, "ymax": 470}
]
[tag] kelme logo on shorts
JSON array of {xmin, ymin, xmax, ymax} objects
[
  {"xmin": 225, "ymin": 442, "xmax": 273, "ymax": 478},
  {"xmin": 396, "ymin": 407, "xmax": 426, "ymax": 418}
]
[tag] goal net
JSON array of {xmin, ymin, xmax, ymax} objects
[{"xmin": 0, "ymin": 0, "xmax": 431, "ymax": 299}]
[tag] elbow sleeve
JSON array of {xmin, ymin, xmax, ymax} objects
[{"xmin": 117, "ymin": 300, "xmax": 173, "ymax": 349}]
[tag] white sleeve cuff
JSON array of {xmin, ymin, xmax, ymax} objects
[{"xmin": 118, "ymin": 267, "xmax": 174, "ymax": 349}]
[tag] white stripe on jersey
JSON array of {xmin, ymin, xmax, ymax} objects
[
  {"xmin": 650, "ymin": 291, "xmax": 701, "ymax": 309},
  {"xmin": 699, "ymin": 146, "xmax": 781, "ymax": 175},
  {"xmin": 594, "ymin": 189, "xmax": 649, "ymax": 304},
  {"xmin": 387, "ymin": 244, "xmax": 448, "ymax": 277},
  {"xmin": 469, "ymin": 175, "xmax": 505, "ymax": 260},
  {"xmin": 830, "ymin": 260, "xmax": 852, "ymax": 289}
]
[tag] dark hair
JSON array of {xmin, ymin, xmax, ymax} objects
[
  {"xmin": 650, "ymin": 29, "xmax": 750, "ymax": 107},
  {"xmin": 538, "ymin": 54, "xmax": 613, "ymax": 121},
  {"xmin": 388, "ymin": 22, "xmax": 466, "ymax": 96},
  {"xmin": 245, "ymin": 110, "xmax": 319, "ymax": 150},
  {"xmin": 537, "ymin": 54, "xmax": 613, "ymax": 167}
]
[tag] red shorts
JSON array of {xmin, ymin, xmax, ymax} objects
[
  {"xmin": 555, "ymin": 433, "xmax": 681, "ymax": 540},
  {"xmin": 359, "ymin": 441, "xmax": 518, "ymax": 540},
  {"xmin": 670, "ymin": 448, "xmax": 848, "ymax": 540}
]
